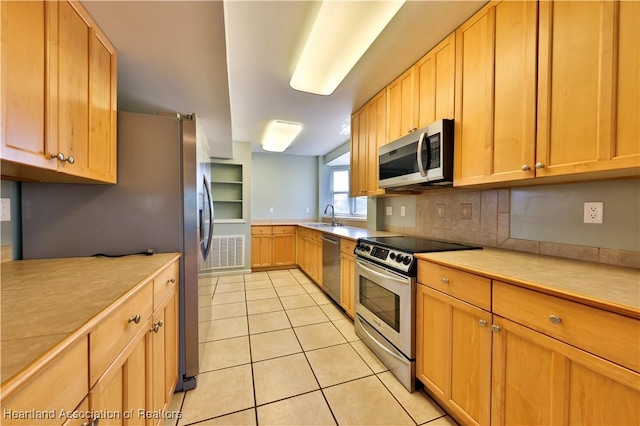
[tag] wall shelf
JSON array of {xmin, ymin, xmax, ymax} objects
[{"xmin": 210, "ymin": 163, "xmax": 245, "ymax": 221}]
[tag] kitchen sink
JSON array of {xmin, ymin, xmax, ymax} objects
[{"xmin": 305, "ymin": 222, "xmax": 343, "ymax": 228}]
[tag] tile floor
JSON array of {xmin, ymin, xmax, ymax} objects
[{"xmin": 163, "ymin": 268, "xmax": 458, "ymax": 426}]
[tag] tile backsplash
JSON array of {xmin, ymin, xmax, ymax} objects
[{"xmin": 382, "ymin": 179, "xmax": 640, "ymax": 269}]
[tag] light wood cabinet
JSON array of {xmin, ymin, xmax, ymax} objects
[
  {"xmin": 386, "ymin": 68, "xmax": 417, "ymax": 141},
  {"xmin": 416, "ymin": 258, "xmax": 640, "ymax": 425},
  {"xmin": 251, "ymin": 225, "xmax": 296, "ymax": 269},
  {"xmin": 339, "ymin": 239, "xmax": 356, "ymax": 318},
  {"xmin": 415, "ymin": 32, "xmax": 456, "ymax": 127},
  {"xmin": 296, "ymin": 227, "xmax": 323, "ymax": 286},
  {"xmin": 0, "ymin": 0, "xmax": 117, "ymax": 183},
  {"xmin": 350, "ymin": 90, "xmax": 387, "ymax": 197},
  {"xmin": 536, "ymin": 0, "xmax": 640, "ymax": 179},
  {"xmin": 491, "ymin": 315, "xmax": 639, "ymax": 426},
  {"xmin": 454, "ymin": 0, "xmax": 538, "ymax": 186},
  {"xmin": 416, "ymin": 263, "xmax": 492, "ymax": 426}
]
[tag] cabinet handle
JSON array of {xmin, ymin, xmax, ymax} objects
[
  {"xmin": 441, "ymin": 277, "xmax": 449, "ymax": 284},
  {"xmin": 67, "ymin": 155, "xmax": 75, "ymax": 164},
  {"xmin": 150, "ymin": 320, "xmax": 164, "ymax": 333},
  {"xmin": 491, "ymin": 324, "xmax": 501, "ymax": 333},
  {"xmin": 50, "ymin": 153, "xmax": 75, "ymax": 164},
  {"xmin": 478, "ymin": 319, "xmax": 487, "ymax": 327},
  {"xmin": 535, "ymin": 162, "xmax": 546, "ymax": 169},
  {"xmin": 167, "ymin": 277, "xmax": 176, "ymax": 284},
  {"xmin": 521, "ymin": 165, "xmax": 531, "ymax": 171},
  {"xmin": 548, "ymin": 315, "xmax": 562, "ymax": 325},
  {"xmin": 128, "ymin": 314, "xmax": 141, "ymax": 324}
]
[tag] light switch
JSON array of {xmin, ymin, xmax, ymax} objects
[
  {"xmin": 269, "ymin": 207, "xmax": 274, "ymax": 214},
  {"xmin": 400, "ymin": 206, "xmax": 406, "ymax": 217}
]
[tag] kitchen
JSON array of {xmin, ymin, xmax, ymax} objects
[{"xmin": 1, "ymin": 1, "xmax": 639, "ymax": 426}]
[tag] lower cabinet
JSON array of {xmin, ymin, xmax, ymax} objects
[
  {"xmin": 416, "ymin": 259, "xmax": 640, "ymax": 425},
  {"xmin": 251, "ymin": 225, "xmax": 296, "ymax": 269},
  {"xmin": 296, "ymin": 227, "xmax": 322, "ymax": 286},
  {"xmin": 339, "ymin": 239, "xmax": 356, "ymax": 318},
  {"xmin": 416, "ymin": 280, "xmax": 491, "ymax": 426}
]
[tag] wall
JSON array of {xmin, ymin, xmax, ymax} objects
[
  {"xmin": 382, "ymin": 179, "xmax": 640, "ymax": 268},
  {"xmin": 251, "ymin": 152, "xmax": 317, "ymax": 221},
  {"xmin": 0, "ymin": 180, "xmax": 21, "ymax": 261}
]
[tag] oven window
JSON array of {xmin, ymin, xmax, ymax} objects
[{"xmin": 359, "ymin": 276, "xmax": 400, "ymax": 332}]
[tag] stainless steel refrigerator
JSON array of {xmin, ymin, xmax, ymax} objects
[{"xmin": 21, "ymin": 111, "xmax": 214, "ymax": 392}]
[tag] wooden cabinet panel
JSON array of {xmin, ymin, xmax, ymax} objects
[
  {"xmin": 339, "ymin": 249, "xmax": 355, "ymax": 318},
  {"xmin": 492, "ymin": 315, "xmax": 640, "ymax": 426},
  {"xmin": 416, "ymin": 284, "xmax": 491, "ymax": 426},
  {"xmin": 350, "ymin": 107, "xmax": 368, "ymax": 197},
  {"xmin": 273, "ymin": 233, "xmax": 296, "ymax": 266},
  {"xmin": 0, "ymin": 1, "xmax": 52, "ymax": 171},
  {"xmin": 417, "ymin": 260, "xmax": 491, "ymax": 311},
  {"xmin": 416, "ymin": 32, "xmax": 456, "ymax": 127},
  {"xmin": 251, "ymin": 234, "xmax": 272, "ymax": 268},
  {"xmin": 365, "ymin": 91, "xmax": 386, "ymax": 195},
  {"xmin": 493, "ymin": 281, "xmax": 640, "ymax": 372},
  {"xmin": 387, "ymin": 68, "xmax": 416, "ymax": 141},
  {"xmin": 2, "ymin": 337, "xmax": 88, "ymax": 426},
  {"xmin": 153, "ymin": 261, "xmax": 178, "ymax": 311}
]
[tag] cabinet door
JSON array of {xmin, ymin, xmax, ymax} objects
[
  {"xmin": 365, "ymin": 90, "xmax": 386, "ymax": 195},
  {"xmin": 386, "ymin": 68, "xmax": 416, "ymax": 142},
  {"xmin": 339, "ymin": 252, "xmax": 355, "ymax": 318},
  {"xmin": 416, "ymin": 284, "xmax": 491, "ymax": 426},
  {"xmin": 251, "ymin": 234, "xmax": 272, "ymax": 267},
  {"xmin": 0, "ymin": 1, "xmax": 53, "ymax": 171},
  {"xmin": 416, "ymin": 32, "xmax": 456, "ymax": 128},
  {"xmin": 454, "ymin": 0, "xmax": 537, "ymax": 186},
  {"xmin": 90, "ymin": 322, "xmax": 150, "ymax": 426},
  {"xmin": 273, "ymin": 234, "xmax": 296, "ymax": 266},
  {"xmin": 536, "ymin": 0, "xmax": 639, "ymax": 178},
  {"xmin": 350, "ymin": 107, "xmax": 368, "ymax": 197},
  {"xmin": 492, "ymin": 315, "xmax": 640, "ymax": 425}
]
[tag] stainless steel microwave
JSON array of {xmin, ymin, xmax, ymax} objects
[{"xmin": 378, "ymin": 119, "xmax": 454, "ymax": 190}]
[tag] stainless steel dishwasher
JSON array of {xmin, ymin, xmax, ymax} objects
[{"xmin": 321, "ymin": 234, "xmax": 341, "ymax": 305}]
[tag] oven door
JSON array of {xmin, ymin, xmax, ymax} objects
[{"xmin": 354, "ymin": 257, "xmax": 415, "ymax": 357}]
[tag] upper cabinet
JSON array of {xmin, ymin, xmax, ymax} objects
[
  {"xmin": 386, "ymin": 68, "xmax": 417, "ymax": 142},
  {"xmin": 454, "ymin": 0, "xmax": 538, "ymax": 185},
  {"xmin": 1, "ymin": 0, "xmax": 117, "ymax": 183},
  {"xmin": 535, "ymin": 0, "xmax": 639, "ymax": 178},
  {"xmin": 454, "ymin": 0, "xmax": 639, "ymax": 186},
  {"xmin": 415, "ymin": 32, "xmax": 456, "ymax": 128}
]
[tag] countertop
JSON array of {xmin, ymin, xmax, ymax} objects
[
  {"xmin": 416, "ymin": 248, "xmax": 640, "ymax": 318},
  {"xmin": 0, "ymin": 252, "xmax": 181, "ymax": 387},
  {"xmin": 253, "ymin": 221, "xmax": 401, "ymax": 241}
]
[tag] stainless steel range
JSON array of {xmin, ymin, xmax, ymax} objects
[{"xmin": 353, "ymin": 236, "xmax": 480, "ymax": 392}]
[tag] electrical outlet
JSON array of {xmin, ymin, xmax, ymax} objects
[
  {"xmin": 386, "ymin": 206, "xmax": 392, "ymax": 216},
  {"xmin": 584, "ymin": 202, "xmax": 603, "ymax": 224},
  {"xmin": 305, "ymin": 207, "xmax": 310, "ymax": 213},
  {"xmin": 400, "ymin": 206, "xmax": 406, "ymax": 217},
  {"xmin": 269, "ymin": 207, "xmax": 274, "ymax": 214}
]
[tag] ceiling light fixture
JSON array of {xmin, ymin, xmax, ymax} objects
[
  {"xmin": 290, "ymin": 0, "xmax": 406, "ymax": 96},
  {"xmin": 261, "ymin": 120, "xmax": 302, "ymax": 152}
]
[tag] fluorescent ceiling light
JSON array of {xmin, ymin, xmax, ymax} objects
[
  {"xmin": 261, "ymin": 120, "xmax": 302, "ymax": 152},
  {"xmin": 290, "ymin": 0, "xmax": 405, "ymax": 96}
]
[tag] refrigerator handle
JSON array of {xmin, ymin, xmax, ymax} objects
[{"xmin": 201, "ymin": 174, "xmax": 214, "ymax": 260}]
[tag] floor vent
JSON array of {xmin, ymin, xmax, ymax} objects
[{"xmin": 201, "ymin": 235, "xmax": 245, "ymax": 270}]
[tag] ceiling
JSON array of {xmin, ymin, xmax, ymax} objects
[{"xmin": 81, "ymin": 1, "xmax": 485, "ymax": 160}]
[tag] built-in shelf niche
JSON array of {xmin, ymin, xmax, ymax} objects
[{"xmin": 210, "ymin": 162, "xmax": 244, "ymax": 222}]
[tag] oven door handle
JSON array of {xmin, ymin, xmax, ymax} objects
[
  {"xmin": 355, "ymin": 258, "xmax": 408, "ymax": 285},
  {"xmin": 356, "ymin": 316, "xmax": 410, "ymax": 363}
]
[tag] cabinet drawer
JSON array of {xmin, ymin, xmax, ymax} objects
[
  {"xmin": 153, "ymin": 260, "xmax": 178, "ymax": 310},
  {"xmin": 417, "ymin": 260, "xmax": 491, "ymax": 310},
  {"xmin": 89, "ymin": 281, "xmax": 153, "ymax": 385},
  {"xmin": 272, "ymin": 225, "xmax": 295, "ymax": 235},
  {"xmin": 340, "ymin": 238, "xmax": 356, "ymax": 254},
  {"xmin": 2, "ymin": 336, "xmax": 88, "ymax": 426},
  {"xmin": 493, "ymin": 281, "xmax": 640, "ymax": 373},
  {"xmin": 251, "ymin": 226, "xmax": 272, "ymax": 235}
]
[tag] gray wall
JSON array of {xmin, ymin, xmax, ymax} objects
[
  {"xmin": 0, "ymin": 180, "xmax": 21, "ymax": 260},
  {"xmin": 381, "ymin": 179, "xmax": 640, "ymax": 268},
  {"xmin": 251, "ymin": 152, "xmax": 318, "ymax": 220}
]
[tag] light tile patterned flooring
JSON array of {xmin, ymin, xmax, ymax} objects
[{"xmin": 163, "ymin": 268, "xmax": 458, "ymax": 426}]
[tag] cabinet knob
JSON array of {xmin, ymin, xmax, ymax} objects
[
  {"xmin": 478, "ymin": 319, "xmax": 487, "ymax": 327},
  {"xmin": 167, "ymin": 277, "xmax": 176, "ymax": 284},
  {"xmin": 549, "ymin": 315, "xmax": 562, "ymax": 325},
  {"xmin": 535, "ymin": 162, "xmax": 546, "ymax": 169},
  {"xmin": 441, "ymin": 277, "xmax": 449, "ymax": 284},
  {"xmin": 128, "ymin": 314, "xmax": 141, "ymax": 324},
  {"xmin": 521, "ymin": 165, "xmax": 531, "ymax": 171},
  {"xmin": 67, "ymin": 155, "xmax": 75, "ymax": 164},
  {"xmin": 51, "ymin": 153, "xmax": 66, "ymax": 162},
  {"xmin": 150, "ymin": 320, "xmax": 164, "ymax": 333},
  {"xmin": 491, "ymin": 324, "xmax": 501, "ymax": 333}
]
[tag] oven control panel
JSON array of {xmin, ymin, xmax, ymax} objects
[{"xmin": 354, "ymin": 241, "xmax": 414, "ymax": 273}]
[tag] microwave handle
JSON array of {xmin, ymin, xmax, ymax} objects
[{"xmin": 416, "ymin": 132, "xmax": 427, "ymax": 177}]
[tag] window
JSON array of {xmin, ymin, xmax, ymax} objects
[{"xmin": 330, "ymin": 167, "xmax": 366, "ymax": 216}]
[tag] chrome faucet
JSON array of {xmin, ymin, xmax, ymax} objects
[{"xmin": 324, "ymin": 204, "xmax": 337, "ymax": 226}]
